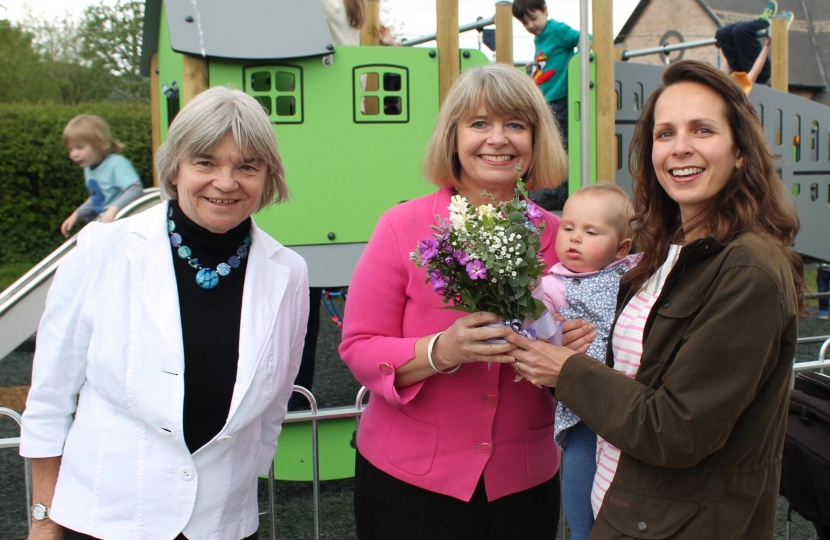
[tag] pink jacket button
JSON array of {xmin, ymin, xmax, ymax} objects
[
  {"xmin": 379, "ymin": 363, "xmax": 394, "ymax": 375},
  {"xmin": 484, "ymin": 395, "xmax": 498, "ymax": 408},
  {"xmin": 479, "ymin": 443, "xmax": 492, "ymax": 456}
]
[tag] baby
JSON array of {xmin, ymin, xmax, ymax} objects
[{"xmin": 535, "ymin": 183, "xmax": 639, "ymax": 540}]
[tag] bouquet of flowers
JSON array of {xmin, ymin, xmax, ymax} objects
[{"xmin": 409, "ymin": 183, "xmax": 548, "ymax": 326}]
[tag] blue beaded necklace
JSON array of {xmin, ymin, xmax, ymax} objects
[{"xmin": 167, "ymin": 207, "xmax": 251, "ymax": 290}]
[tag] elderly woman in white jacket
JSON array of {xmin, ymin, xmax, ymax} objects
[{"xmin": 21, "ymin": 87, "xmax": 309, "ymax": 540}]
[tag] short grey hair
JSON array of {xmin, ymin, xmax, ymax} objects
[
  {"xmin": 423, "ymin": 63, "xmax": 567, "ymax": 191},
  {"xmin": 155, "ymin": 86, "xmax": 289, "ymax": 209}
]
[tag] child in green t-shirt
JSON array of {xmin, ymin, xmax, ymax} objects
[{"xmin": 514, "ymin": 0, "xmax": 581, "ymax": 210}]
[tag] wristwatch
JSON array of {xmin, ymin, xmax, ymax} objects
[{"xmin": 31, "ymin": 502, "xmax": 50, "ymax": 521}]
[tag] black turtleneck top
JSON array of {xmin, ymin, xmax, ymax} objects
[{"xmin": 167, "ymin": 200, "xmax": 251, "ymax": 453}]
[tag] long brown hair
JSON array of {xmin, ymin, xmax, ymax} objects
[
  {"xmin": 344, "ymin": 0, "xmax": 365, "ymax": 29},
  {"xmin": 624, "ymin": 60, "xmax": 805, "ymax": 313}
]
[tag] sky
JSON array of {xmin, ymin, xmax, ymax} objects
[{"xmin": 1, "ymin": 0, "xmax": 641, "ymax": 62}]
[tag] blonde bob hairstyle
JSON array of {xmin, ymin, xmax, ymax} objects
[
  {"xmin": 423, "ymin": 63, "xmax": 567, "ymax": 191},
  {"xmin": 62, "ymin": 114, "xmax": 124, "ymax": 155},
  {"xmin": 155, "ymin": 86, "xmax": 289, "ymax": 210}
]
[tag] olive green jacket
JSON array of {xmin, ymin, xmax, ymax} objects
[{"xmin": 558, "ymin": 232, "xmax": 798, "ymax": 539}]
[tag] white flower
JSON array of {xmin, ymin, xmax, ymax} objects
[
  {"xmin": 448, "ymin": 195, "xmax": 471, "ymax": 229},
  {"xmin": 449, "ymin": 212, "xmax": 467, "ymax": 229},
  {"xmin": 448, "ymin": 195, "xmax": 471, "ymax": 215},
  {"xmin": 478, "ymin": 204, "xmax": 497, "ymax": 218},
  {"xmin": 511, "ymin": 271, "xmax": 517, "ymax": 277}
]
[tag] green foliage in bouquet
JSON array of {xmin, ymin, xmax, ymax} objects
[{"xmin": 410, "ymin": 180, "xmax": 548, "ymax": 322}]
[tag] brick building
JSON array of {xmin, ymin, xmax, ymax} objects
[{"xmin": 615, "ymin": 0, "xmax": 830, "ymax": 102}]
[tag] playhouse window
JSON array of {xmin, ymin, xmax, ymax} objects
[
  {"xmin": 275, "ymin": 72, "xmax": 295, "ymax": 92},
  {"xmin": 384, "ymin": 96, "xmax": 402, "ymax": 115},
  {"xmin": 361, "ymin": 96, "xmax": 380, "ymax": 115},
  {"xmin": 277, "ymin": 96, "xmax": 296, "ymax": 116},
  {"xmin": 244, "ymin": 65, "xmax": 303, "ymax": 124},
  {"xmin": 361, "ymin": 73, "xmax": 379, "ymax": 92},
  {"xmin": 354, "ymin": 66, "xmax": 409, "ymax": 123},
  {"xmin": 383, "ymin": 73, "xmax": 402, "ymax": 92},
  {"xmin": 255, "ymin": 96, "xmax": 271, "ymax": 115},
  {"xmin": 251, "ymin": 71, "xmax": 271, "ymax": 92}
]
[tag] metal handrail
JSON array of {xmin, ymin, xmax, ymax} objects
[
  {"xmin": 267, "ymin": 385, "xmax": 323, "ymax": 540},
  {"xmin": 621, "ymin": 28, "xmax": 770, "ymax": 61},
  {"xmin": 402, "ymin": 16, "xmax": 495, "ymax": 47},
  {"xmin": 0, "ymin": 408, "xmax": 31, "ymax": 534},
  {"xmin": 798, "ymin": 335, "xmax": 830, "ymax": 345},
  {"xmin": 0, "ymin": 188, "xmax": 161, "ymax": 320}
]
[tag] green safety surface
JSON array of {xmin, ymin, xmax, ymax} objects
[{"xmin": 268, "ymin": 417, "xmax": 358, "ymax": 481}]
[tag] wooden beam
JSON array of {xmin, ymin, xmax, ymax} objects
[
  {"xmin": 360, "ymin": 0, "xmax": 381, "ymax": 46},
  {"xmin": 182, "ymin": 54, "xmax": 208, "ymax": 105},
  {"xmin": 436, "ymin": 0, "xmax": 459, "ymax": 104},
  {"xmin": 593, "ymin": 0, "xmax": 615, "ymax": 183},
  {"xmin": 494, "ymin": 1, "xmax": 513, "ymax": 65},
  {"xmin": 150, "ymin": 52, "xmax": 161, "ymax": 186},
  {"xmin": 770, "ymin": 17, "xmax": 789, "ymax": 93}
]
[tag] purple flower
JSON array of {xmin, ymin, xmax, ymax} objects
[
  {"xmin": 419, "ymin": 238, "xmax": 439, "ymax": 260},
  {"xmin": 525, "ymin": 203, "xmax": 544, "ymax": 220},
  {"xmin": 453, "ymin": 249, "xmax": 470, "ymax": 265},
  {"xmin": 429, "ymin": 270, "xmax": 448, "ymax": 292},
  {"xmin": 466, "ymin": 260, "xmax": 487, "ymax": 280}
]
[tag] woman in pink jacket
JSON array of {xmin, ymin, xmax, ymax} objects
[{"xmin": 340, "ymin": 63, "xmax": 590, "ymax": 539}]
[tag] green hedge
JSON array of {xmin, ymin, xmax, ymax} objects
[{"xmin": 0, "ymin": 102, "xmax": 152, "ymax": 264}]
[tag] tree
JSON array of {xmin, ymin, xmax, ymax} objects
[
  {"xmin": 0, "ymin": 20, "xmax": 61, "ymax": 102},
  {"xmin": 78, "ymin": 0, "xmax": 146, "ymax": 102},
  {"xmin": 18, "ymin": 0, "xmax": 147, "ymax": 104},
  {"xmin": 21, "ymin": 9, "xmax": 114, "ymax": 103}
]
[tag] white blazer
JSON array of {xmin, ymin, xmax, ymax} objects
[{"xmin": 20, "ymin": 202, "xmax": 309, "ymax": 540}]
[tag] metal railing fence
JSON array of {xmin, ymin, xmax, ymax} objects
[{"xmin": 3, "ymin": 350, "xmax": 829, "ymax": 538}]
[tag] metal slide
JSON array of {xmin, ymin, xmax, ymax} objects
[{"xmin": 0, "ymin": 188, "xmax": 163, "ymax": 361}]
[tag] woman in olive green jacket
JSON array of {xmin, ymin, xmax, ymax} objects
[{"xmin": 506, "ymin": 60, "xmax": 804, "ymax": 539}]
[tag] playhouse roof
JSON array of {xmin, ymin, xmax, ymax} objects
[
  {"xmin": 141, "ymin": 0, "xmax": 335, "ymax": 77},
  {"xmin": 616, "ymin": 0, "xmax": 830, "ymax": 97}
]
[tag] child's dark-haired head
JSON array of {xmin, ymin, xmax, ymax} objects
[{"xmin": 512, "ymin": 0, "xmax": 547, "ymax": 20}]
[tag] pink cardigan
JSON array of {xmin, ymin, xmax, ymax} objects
[{"xmin": 340, "ymin": 187, "xmax": 562, "ymax": 502}]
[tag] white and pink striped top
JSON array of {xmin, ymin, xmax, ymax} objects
[{"xmin": 591, "ymin": 245, "xmax": 683, "ymax": 517}]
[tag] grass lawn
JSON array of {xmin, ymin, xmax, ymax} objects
[{"xmin": 0, "ymin": 263, "xmax": 35, "ymax": 290}]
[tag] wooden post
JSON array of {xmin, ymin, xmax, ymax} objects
[
  {"xmin": 593, "ymin": 0, "xmax": 615, "ymax": 183},
  {"xmin": 494, "ymin": 1, "xmax": 513, "ymax": 65},
  {"xmin": 150, "ymin": 53, "xmax": 161, "ymax": 186},
  {"xmin": 182, "ymin": 54, "xmax": 208, "ymax": 105},
  {"xmin": 771, "ymin": 17, "xmax": 789, "ymax": 93},
  {"xmin": 436, "ymin": 0, "xmax": 459, "ymax": 104},
  {"xmin": 360, "ymin": 0, "xmax": 381, "ymax": 46}
]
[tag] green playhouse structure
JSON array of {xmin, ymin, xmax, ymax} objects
[{"xmin": 140, "ymin": 0, "xmax": 490, "ymax": 289}]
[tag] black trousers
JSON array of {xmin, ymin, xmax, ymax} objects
[
  {"xmin": 530, "ymin": 98, "xmax": 569, "ymax": 212},
  {"xmin": 716, "ymin": 18, "xmax": 771, "ymax": 84},
  {"xmin": 354, "ymin": 450, "xmax": 561, "ymax": 540},
  {"xmin": 63, "ymin": 527, "xmax": 258, "ymax": 540},
  {"xmin": 288, "ymin": 287, "xmax": 323, "ymax": 410}
]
